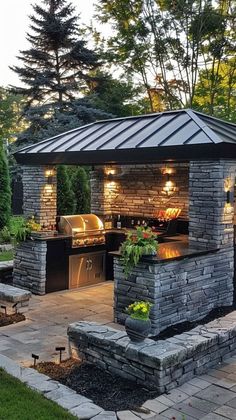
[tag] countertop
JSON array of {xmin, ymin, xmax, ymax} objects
[
  {"xmin": 29, "ymin": 232, "xmax": 72, "ymax": 241},
  {"xmin": 110, "ymin": 235, "xmax": 219, "ymax": 264}
]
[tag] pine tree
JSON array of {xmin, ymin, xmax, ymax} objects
[
  {"xmin": 11, "ymin": 0, "xmax": 111, "ymax": 145},
  {"xmin": 57, "ymin": 165, "xmax": 76, "ymax": 215},
  {"xmin": 0, "ymin": 144, "xmax": 11, "ymax": 229},
  {"xmin": 71, "ymin": 167, "xmax": 90, "ymax": 214}
]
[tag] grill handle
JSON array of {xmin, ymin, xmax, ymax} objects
[{"xmin": 86, "ymin": 259, "xmax": 93, "ymax": 271}]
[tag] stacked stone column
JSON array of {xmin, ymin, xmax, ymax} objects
[
  {"xmin": 13, "ymin": 166, "xmax": 57, "ymax": 295},
  {"xmin": 189, "ymin": 160, "xmax": 236, "ymax": 250},
  {"xmin": 22, "ymin": 165, "xmax": 57, "ymax": 229}
]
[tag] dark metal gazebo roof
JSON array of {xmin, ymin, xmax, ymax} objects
[{"xmin": 14, "ymin": 109, "xmax": 236, "ymax": 165}]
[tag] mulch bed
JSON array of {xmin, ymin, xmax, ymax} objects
[
  {"xmin": 36, "ymin": 359, "xmax": 158, "ymax": 411},
  {"xmin": 0, "ymin": 312, "xmax": 25, "ymax": 327},
  {"xmin": 153, "ymin": 305, "xmax": 236, "ymax": 341}
]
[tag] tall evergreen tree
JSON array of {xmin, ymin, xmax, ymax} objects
[
  {"xmin": 70, "ymin": 167, "xmax": 91, "ymax": 214},
  {"xmin": 57, "ymin": 165, "xmax": 76, "ymax": 215},
  {"xmin": 0, "ymin": 144, "xmax": 11, "ymax": 229},
  {"xmin": 11, "ymin": 0, "xmax": 111, "ymax": 145}
]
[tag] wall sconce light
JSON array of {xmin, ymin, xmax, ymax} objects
[
  {"xmin": 224, "ymin": 177, "xmax": 234, "ymax": 205},
  {"xmin": 45, "ymin": 169, "xmax": 54, "ymax": 185},
  {"xmin": 226, "ymin": 189, "xmax": 234, "ymax": 204},
  {"xmin": 163, "ymin": 172, "xmax": 176, "ymax": 196},
  {"xmin": 107, "ymin": 172, "xmax": 114, "ymax": 182}
]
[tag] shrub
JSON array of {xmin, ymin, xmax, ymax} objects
[{"xmin": 0, "ymin": 226, "xmax": 11, "ymax": 244}]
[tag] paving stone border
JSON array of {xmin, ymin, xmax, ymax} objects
[{"xmin": 68, "ymin": 312, "xmax": 236, "ymax": 394}]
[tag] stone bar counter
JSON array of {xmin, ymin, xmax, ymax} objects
[{"xmin": 111, "ymin": 236, "xmax": 233, "ymax": 336}]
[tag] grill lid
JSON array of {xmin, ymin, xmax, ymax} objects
[{"xmin": 58, "ymin": 214, "xmax": 104, "ymax": 236}]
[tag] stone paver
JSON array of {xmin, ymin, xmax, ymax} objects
[
  {"xmin": 195, "ymin": 384, "xmax": 236, "ymax": 405},
  {"xmin": 70, "ymin": 402, "xmax": 103, "ymax": 419},
  {"xmin": 0, "ymin": 282, "xmax": 114, "ymax": 364},
  {"xmin": 117, "ymin": 412, "xmax": 140, "ymax": 420},
  {"xmin": 1, "ymin": 283, "xmax": 236, "ymax": 419},
  {"xmin": 214, "ymin": 405, "xmax": 236, "ymax": 419},
  {"xmin": 93, "ymin": 412, "xmax": 117, "ymax": 420}
]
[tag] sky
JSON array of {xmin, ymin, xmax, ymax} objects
[{"xmin": 0, "ymin": 0, "xmax": 96, "ymax": 88}]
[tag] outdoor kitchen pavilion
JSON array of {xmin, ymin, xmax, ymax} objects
[{"xmin": 14, "ymin": 109, "xmax": 236, "ymax": 334}]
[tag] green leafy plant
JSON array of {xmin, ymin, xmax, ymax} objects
[
  {"xmin": 13, "ymin": 216, "xmax": 41, "ymax": 244},
  {"xmin": 121, "ymin": 226, "xmax": 158, "ymax": 278},
  {"xmin": 126, "ymin": 301, "xmax": 152, "ymax": 321},
  {"xmin": 0, "ymin": 227, "xmax": 11, "ymax": 244}
]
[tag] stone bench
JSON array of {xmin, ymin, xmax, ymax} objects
[{"xmin": 0, "ymin": 284, "xmax": 31, "ymax": 315}]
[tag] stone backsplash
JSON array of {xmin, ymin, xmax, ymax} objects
[{"xmin": 91, "ymin": 164, "xmax": 189, "ymax": 219}]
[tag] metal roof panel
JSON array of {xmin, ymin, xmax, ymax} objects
[{"xmin": 14, "ymin": 109, "xmax": 236, "ymax": 165}]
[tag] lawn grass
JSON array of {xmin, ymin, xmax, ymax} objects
[
  {"xmin": 0, "ymin": 368, "xmax": 76, "ymax": 420},
  {"xmin": 0, "ymin": 250, "xmax": 14, "ymax": 262}
]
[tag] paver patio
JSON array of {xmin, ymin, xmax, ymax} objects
[{"xmin": 1, "ymin": 282, "xmax": 236, "ymax": 419}]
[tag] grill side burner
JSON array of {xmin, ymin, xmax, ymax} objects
[{"xmin": 58, "ymin": 214, "xmax": 105, "ymax": 248}]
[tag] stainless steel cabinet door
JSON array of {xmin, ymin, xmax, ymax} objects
[
  {"xmin": 69, "ymin": 251, "xmax": 106, "ymax": 289},
  {"xmin": 69, "ymin": 254, "xmax": 88, "ymax": 288},
  {"xmin": 87, "ymin": 251, "xmax": 106, "ymax": 285}
]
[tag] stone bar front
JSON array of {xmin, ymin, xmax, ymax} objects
[
  {"xmin": 113, "ymin": 160, "xmax": 236, "ymax": 335},
  {"xmin": 113, "ymin": 245, "xmax": 232, "ymax": 335}
]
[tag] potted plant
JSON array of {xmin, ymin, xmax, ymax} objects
[
  {"xmin": 121, "ymin": 226, "xmax": 158, "ymax": 278},
  {"xmin": 125, "ymin": 301, "xmax": 152, "ymax": 342}
]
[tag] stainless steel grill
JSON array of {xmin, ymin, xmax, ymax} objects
[{"xmin": 58, "ymin": 214, "xmax": 105, "ymax": 248}]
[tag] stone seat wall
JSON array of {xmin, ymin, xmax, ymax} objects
[{"xmin": 68, "ymin": 317, "xmax": 236, "ymax": 394}]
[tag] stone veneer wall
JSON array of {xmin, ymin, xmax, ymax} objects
[
  {"xmin": 22, "ymin": 166, "xmax": 57, "ymax": 229},
  {"xmin": 189, "ymin": 160, "xmax": 235, "ymax": 250},
  {"xmin": 13, "ymin": 240, "xmax": 47, "ymax": 295},
  {"xmin": 68, "ymin": 318, "xmax": 236, "ymax": 393},
  {"xmin": 114, "ymin": 247, "xmax": 233, "ymax": 335},
  {"xmin": 91, "ymin": 163, "xmax": 189, "ymax": 219},
  {"xmin": 114, "ymin": 159, "xmax": 236, "ymax": 334}
]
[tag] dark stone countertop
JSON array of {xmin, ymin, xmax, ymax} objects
[
  {"xmin": 110, "ymin": 236, "xmax": 219, "ymax": 264},
  {"xmin": 29, "ymin": 232, "xmax": 72, "ymax": 242}
]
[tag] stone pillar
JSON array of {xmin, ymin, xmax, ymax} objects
[
  {"xmin": 13, "ymin": 240, "xmax": 47, "ymax": 295},
  {"xmin": 189, "ymin": 160, "xmax": 236, "ymax": 250},
  {"xmin": 90, "ymin": 166, "xmax": 117, "ymax": 215},
  {"xmin": 22, "ymin": 166, "xmax": 57, "ymax": 229}
]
